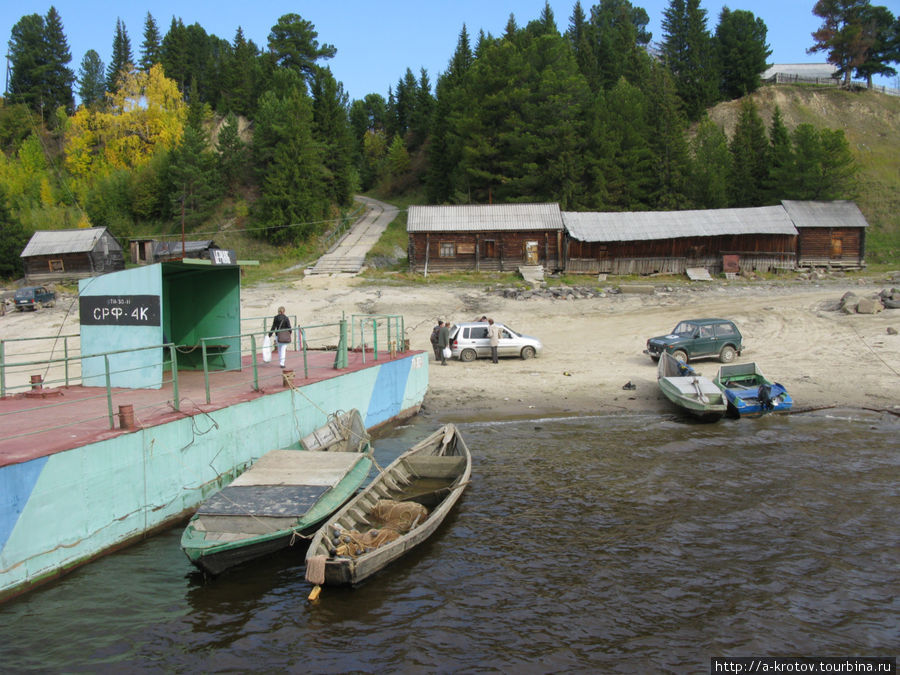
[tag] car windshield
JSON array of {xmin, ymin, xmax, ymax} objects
[
  {"xmin": 500, "ymin": 325, "xmax": 521, "ymax": 337},
  {"xmin": 672, "ymin": 321, "xmax": 698, "ymax": 335}
]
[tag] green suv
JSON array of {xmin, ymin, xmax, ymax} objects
[
  {"xmin": 14, "ymin": 286, "xmax": 56, "ymax": 311},
  {"xmin": 644, "ymin": 318, "xmax": 743, "ymax": 364}
]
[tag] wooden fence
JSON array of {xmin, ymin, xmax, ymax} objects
[{"xmin": 764, "ymin": 73, "xmax": 899, "ymax": 97}]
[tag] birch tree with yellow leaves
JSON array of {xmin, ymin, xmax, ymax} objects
[{"xmin": 66, "ymin": 63, "xmax": 185, "ymax": 182}]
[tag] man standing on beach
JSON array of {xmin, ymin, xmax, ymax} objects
[
  {"xmin": 438, "ymin": 319, "xmax": 450, "ymax": 366},
  {"xmin": 487, "ymin": 318, "xmax": 501, "ymax": 364},
  {"xmin": 430, "ymin": 319, "xmax": 443, "ymax": 362}
]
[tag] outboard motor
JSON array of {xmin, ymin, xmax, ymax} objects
[{"xmin": 758, "ymin": 383, "xmax": 774, "ymax": 410}]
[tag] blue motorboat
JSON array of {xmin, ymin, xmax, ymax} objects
[{"xmin": 714, "ymin": 362, "xmax": 792, "ymax": 417}]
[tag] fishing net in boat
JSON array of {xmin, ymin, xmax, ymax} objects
[
  {"xmin": 329, "ymin": 500, "xmax": 429, "ymax": 559},
  {"xmin": 371, "ymin": 499, "xmax": 428, "ymax": 531}
]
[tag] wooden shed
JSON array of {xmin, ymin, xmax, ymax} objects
[
  {"xmin": 20, "ymin": 227, "xmax": 125, "ymax": 284},
  {"xmin": 561, "ymin": 206, "xmax": 799, "ymax": 275},
  {"xmin": 782, "ymin": 200, "xmax": 868, "ymax": 269},
  {"xmin": 407, "ymin": 204, "xmax": 564, "ymax": 274}
]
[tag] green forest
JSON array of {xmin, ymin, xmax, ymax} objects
[{"xmin": 2, "ymin": 0, "xmax": 899, "ymax": 278}]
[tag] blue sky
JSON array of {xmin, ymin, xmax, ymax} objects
[{"xmin": 3, "ymin": 1, "xmax": 897, "ymax": 102}]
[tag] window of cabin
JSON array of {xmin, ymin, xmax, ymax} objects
[
  {"xmin": 440, "ymin": 242, "xmax": 456, "ymax": 258},
  {"xmin": 49, "ymin": 259, "xmax": 64, "ymax": 272}
]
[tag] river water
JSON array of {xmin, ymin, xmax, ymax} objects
[{"xmin": 1, "ymin": 410, "xmax": 897, "ymax": 673}]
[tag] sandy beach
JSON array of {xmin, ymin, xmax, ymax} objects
[{"xmin": 6, "ymin": 273, "xmax": 896, "ymax": 419}]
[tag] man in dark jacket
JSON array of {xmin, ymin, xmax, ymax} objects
[
  {"xmin": 437, "ymin": 319, "xmax": 450, "ymax": 366},
  {"xmin": 430, "ymin": 319, "xmax": 443, "ymax": 362}
]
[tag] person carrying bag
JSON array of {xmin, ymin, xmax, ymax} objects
[{"xmin": 269, "ymin": 306, "xmax": 292, "ymax": 368}]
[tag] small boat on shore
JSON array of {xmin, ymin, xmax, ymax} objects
[
  {"xmin": 305, "ymin": 423, "xmax": 471, "ymax": 591},
  {"xmin": 657, "ymin": 351, "xmax": 727, "ymax": 421},
  {"xmin": 181, "ymin": 410, "xmax": 373, "ymax": 576},
  {"xmin": 714, "ymin": 362, "xmax": 793, "ymax": 417}
]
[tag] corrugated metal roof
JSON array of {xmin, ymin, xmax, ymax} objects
[
  {"xmin": 761, "ymin": 63, "xmax": 838, "ymax": 80},
  {"xmin": 562, "ymin": 206, "xmax": 798, "ymax": 243},
  {"xmin": 407, "ymin": 203, "xmax": 563, "ymax": 232},
  {"xmin": 21, "ymin": 227, "xmax": 109, "ymax": 257},
  {"xmin": 781, "ymin": 200, "xmax": 869, "ymax": 229},
  {"xmin": 154, "ymin": 240, "xmax": 216, "ymax": 256}
]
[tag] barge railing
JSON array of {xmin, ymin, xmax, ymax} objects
[{"xmin": 0, "ymin": 313, "xmax": 410, "ymax": 443}]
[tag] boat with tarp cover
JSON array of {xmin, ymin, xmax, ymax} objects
[{"xmin": 181, "ymin": 409, "xmax": 372, "ymax": 576}]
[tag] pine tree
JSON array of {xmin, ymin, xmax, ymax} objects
[
  {"xmin": 167, "ymin": 84, "xmax": 219, "ymax": 229},
  {"xmin": 661, "ymin": 0, "xmax": 720, "ymax": 121},
  {"xmin": 789, "ymin": 124, "xmax": 857, "ymax": 199},
  {"xmin": 311, "ymin": 67, "xmax": 356, "ymax": 206},
  {"xmin": 77, "ymin": 50, "xmax": 106, "ymax": 108},
  {"xmin": 42, "ymin": 7, "xmax": 75, "ymax": 114},
  {"xmin": 409, "ymin": 68, "xmax": 435, "ymax": 151},
  {"xmin": 587, "ymin": 0, "xmax": 654, "ymax": 92},
  {"xmin": 817, "ymin": 128, "xmax": 857, "ymax": 198},
  {"xmin": 161, "ymin": 18, "xmax": 188, "ymax": 91},
  {"xmin": 688, "ymin": 117, "xmax": 730, "ymax": 208},
  {"xmin": 643, "ymin": 62, "xmax": 691, "ymax": 209},
  {"xmin": 728, "ymin": 99, "xmax": 770, "ymax": 206},
  {"xmin": 139, "ymin": 12, "xmax": 162, "ymax": 71},
  {"xmin": 601, "ymin": 77, "xmax": 655, "ymax": 210},
  {"xmin": 790, "ymin": 124, "xmax": 825, "ymax": 199},
  {"xmin": 252, "ymin": 77, "xmax": 327, "ymax": 244},
  {"xmin": 224, "ymin": 27, "xmax": 262, "ymax": 117},
  {"xmin": 851, "ymin": 5, "xmax": 899, "ymax": 87},
  {"xmin": 809, "ymin": 0, "xmax": 896, "ymax": 87},
  {"xmin": 566, "ymin": 2, "xmax": 598, "ymax": 90},
  {"xmin": 267, "ymin": 13, "xmax": 336, "ymax": 81},
  {"xmin": 765, "ymin": 106, "xmax": 794, "ymax": 201},
  {"xmin": 8, "ymin": 9, "xmax": 75, "ymax": 116},
  {"xmin": 216, "ymin": 112, "xmax": 247, "ymax": 191},
  {"xmin": 426, "ymin": 24, "xmax": 473, "ymax": 202},
  {"xmin": 167, "ymin": 125, "xmax": 221, "ymax": 229},
  {"xmin": 7, "ymin": 14, "xmax": 45, "ymax": 111},
  {"xmin": 715, "ymin": 8, "xmax": 772, "ymax": 99},
  {"xmin": 106, "ymin": 18, "xmax": 133, "ymax": 92}
]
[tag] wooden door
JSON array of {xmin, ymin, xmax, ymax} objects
[
  {"xmin": 831, "ymin": 237, "xmax": 843, "ymax": 258},
  {"xmin": 524, "ymin": 241, "xmax": 539, "ymax": 265}
]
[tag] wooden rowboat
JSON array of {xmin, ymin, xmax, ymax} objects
[
  {"xmin": 657, "ymin": 351, "xmax": 727, "ymax": 421},
  {"xmin": 180, "ymin": 409, "xmax": 372, "ymax": 576},
  {"xmin": 305, "ymin": 423, "xmax": 471, "ymax": 591}
]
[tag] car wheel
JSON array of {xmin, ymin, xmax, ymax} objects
[
  {"xmin": 521, "ymin": 346, "xmax": 535, "ymax": 360},
  {"xmin": 460, "ymin": 348, "xmax": 477, "ymax": 362},
  {"xmin": 650, "ymin": 354, "xmax": 660, "ymax": 361},
  {"xmin": 719, "ymin": 345, "xmax": 736, "ymax": 363},
  {"xmin": 672, "ymin": 350, "xmax": 688, "ymax": 363}
]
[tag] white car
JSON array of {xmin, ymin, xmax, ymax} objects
[{"xmin": 449, "ymin": 322, "xmax": 542, "ymax": 362}]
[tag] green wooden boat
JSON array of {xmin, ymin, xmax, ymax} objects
[
  {"xmin": 181, "ymin": 410, "xmax": 373, "ymax": 576},
  {"xmin": 657, "ymin": 351, "xmax": 727, "ymax": 421}
]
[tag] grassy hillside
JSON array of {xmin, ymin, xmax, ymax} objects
[{"xmin": 708, "ymin": 85, "xmax": 900, "ymax": 264}]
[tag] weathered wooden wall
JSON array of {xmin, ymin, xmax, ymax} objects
[
  {"xmin": 797, "ymin": 227, "xmax": 865, "ymax": 268},
  {"xmin": 408, "ymin": 231, "xmax": 562, "ymax": 273},
  {"xmin": 563, "ymin": 233, "xmax": 797, "ymax": 275},
  {"xmin": 24, "ymin": 249, "xmax": 125, "ymax": 284}
]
